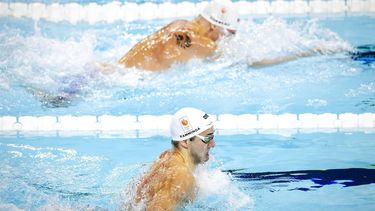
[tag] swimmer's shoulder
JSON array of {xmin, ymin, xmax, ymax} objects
[
  {"xmin": 168, "ymin": 20, "xmax": 190, "ymax": 28},
  {"xmin": 165, "ymin": 20, "xmax": 196, "ymax": 34},
  {"xmin": 159, "ymin": 149, "xmax": 172, "ymax": 159}
]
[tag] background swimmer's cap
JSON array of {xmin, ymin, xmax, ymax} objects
[
  {"xmin": 170, "ymin": 107, "xmax": 214, "ymax": 141},
  {"xmin": 200, "ymin": 0, "xmax": 239, "ymax": 30}
]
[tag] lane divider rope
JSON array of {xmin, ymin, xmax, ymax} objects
[
  {"xmin": 0, "ymin": 1, "xmax": 374, "ymax": 24},
  {"xmin": 0, "ymin": 113, "xmax": 374, "ymax": 131}
]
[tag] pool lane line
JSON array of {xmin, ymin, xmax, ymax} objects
[
  {"xmin": 225, "ymin": 168, "xmax": 375, "ymax": 191},
  {"xmin": 1, "ymin": 1, "xmax": 375, "ymax": 24}
]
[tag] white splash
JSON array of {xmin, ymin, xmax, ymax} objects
[
  {"xmin": 217, "ymin": 17, "xmax": 353, "ymax": 66},
  {"xmin": 194, "ymin": 165, "xmax": 254, "ymax": 210}
]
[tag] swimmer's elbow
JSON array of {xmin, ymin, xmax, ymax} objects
[{"xmin": 118, "ymin": 55, "xmax": 129, "ymax": 66}]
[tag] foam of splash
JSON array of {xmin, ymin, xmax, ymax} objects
[
  {"xmin": 191, "ymin": 164, "xmax": 254, "ymax": 210},
  {"xmin": 118, "ymin": 168, "xmax": 147, "ymax": 211},
  {"xmin": 0, "ymin": 30, "xmax": 96, "ymax": 89},
  {"xmin": 217, "ymin": 17, "xmax": 353, "ymax": 66}
]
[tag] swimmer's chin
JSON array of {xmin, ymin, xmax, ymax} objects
[{"xmin": 204, "ymin": 153, "xmax": 210, "ymax": 162}]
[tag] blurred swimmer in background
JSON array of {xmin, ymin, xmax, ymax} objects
[
  {"xmin": 102, "ymin": 0, "xmax": 240, "ymax": 72},
  {"xmin": 109, "ymin": 0, "xmax": 358, "ymax": 72}
]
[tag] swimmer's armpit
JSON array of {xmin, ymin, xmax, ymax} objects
[{"xmin": 175, "ymin": 33, "xmax": 191, "ymax": 49}]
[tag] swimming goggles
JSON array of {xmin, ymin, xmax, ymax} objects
[{"xmin": 196, "ymin": 134, "xmax": 214, "ymax": 144}]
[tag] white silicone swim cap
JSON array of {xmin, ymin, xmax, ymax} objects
[
  {"xmin": 200, "ymin": 0, "xmax": 239, "ymax": 30},
  {"xmin": 170, "ymin": 107, "xmax": 214, "ymax": 141}
]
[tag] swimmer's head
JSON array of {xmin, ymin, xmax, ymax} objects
[
  {"xmin": 200, "ymin": 0, "xmax": 239, "ymax": 31},
  {"xmin": 170, "ymin": 107, "xmax": 214, "ymax": 141}
]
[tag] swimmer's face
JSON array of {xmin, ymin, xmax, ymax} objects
[
  {"xmin": 206, "ymin": 24, "xmax": 221, "ymax": 41},
  {"xmin": 188, "ymin": 126, "xmax": 216, "ymax": 164},
  {"xmin": 206, "ymin": 24, "xmax": 236, "ymax": 41}
]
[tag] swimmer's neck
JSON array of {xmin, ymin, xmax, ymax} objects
[{"xmin": 173, "ymin": 146, "xmax": 197, "ymax": 171}]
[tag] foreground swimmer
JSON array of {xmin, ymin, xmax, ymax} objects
[
  {"xmin": 116, "ymin": 0, "xmax": 239, "ymax": 71},
  {"xmin": 130, "ymin": 107, "xmax": 215, "ymax": 210}
]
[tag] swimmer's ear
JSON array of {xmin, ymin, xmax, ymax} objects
[{"xmin": 180, "ymin": 140, "xmax": 188, "ymax": 149}]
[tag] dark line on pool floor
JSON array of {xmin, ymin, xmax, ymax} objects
[{"xmin": 223, "ymin": 168, "xmax": 375, "ymax": 191}]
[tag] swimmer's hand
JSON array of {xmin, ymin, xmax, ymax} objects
[{"xmin": 94, "ymin": 62, "xmax": 117, "ymax": 75}]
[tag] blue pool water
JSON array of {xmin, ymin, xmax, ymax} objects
[
  {"xmin": 0, "ymin": 132, "xmax": 374, "ymax": 210},
  {"xmin": 0, "ymin": 2, "xmax": 375, "ymax": 211},
  {"xmin": 0, "ymin": 15, "xmax": 374, "ymax": 116}
]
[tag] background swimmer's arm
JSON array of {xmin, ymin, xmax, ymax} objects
[
  {"xmin": 147, "ymin": 169, "xmax": 194, "ymax": 210},
  {"xmin": 249, "ymin": 45, "xmax": 350, "ymax": 68},
  {"xmin": 249, "ymin": 50, "xmax": 316, "ymax": 68}
]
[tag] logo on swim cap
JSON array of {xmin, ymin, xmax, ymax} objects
[
  {"xmin": 181, "ymin": 118, "xmax": 189, "ymax": 126},
  {"xmin": 180, "ymin": 117, "xmax": 193, "ymax": 134}
]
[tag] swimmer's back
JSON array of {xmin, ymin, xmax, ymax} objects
[{"xmin": 119, "ymin": 20, "xmax": 217, "ymax": 71}]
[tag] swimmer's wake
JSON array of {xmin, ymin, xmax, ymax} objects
[{"xmin": 26, "ymin": 86, "xmax": 77, "ymax": 108}]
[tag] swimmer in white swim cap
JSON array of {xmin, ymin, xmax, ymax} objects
[
  {"xmin": 130, "ymin": 107, "xmax": 216, "ymax": 210},
  {"xmin": 114, "ymin": 0, "xmax": 239, "ymax": 71}
]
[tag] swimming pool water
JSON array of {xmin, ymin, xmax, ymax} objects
[
  {"xmin": 1, "ymin": 3, "xmax": 375, "ymax": 211},
  {"xmin": 0, "ymin": 132, "xmax": 374, "ymax": 210},
  {"xmin": 0, "ymin": 15, "xmax": 374, "ymax": 116}
]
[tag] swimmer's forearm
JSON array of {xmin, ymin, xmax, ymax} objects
[
  {"xmin": 250, "ymin": 55, "xmax": 300, "ymax": 67},
  {"xmin": 250, "ymin": 50, "xmax": 316, "ymax": 68}
]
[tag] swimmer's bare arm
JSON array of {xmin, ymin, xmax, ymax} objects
[
  {"xmin": 249, "ymin": 50, "xmax": 318, "ymax": 68},
  {"xmin": 250, "ymin": 46, "xmax": 346, "ymax": 68},
  {"xmin": 147, "ymin": 168, "xmax": 195, "ymax": 211}
]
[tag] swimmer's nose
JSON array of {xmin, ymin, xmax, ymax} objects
[
  {"xmin": 209, "ymin": 139, "xmax": 216, "ymax": 148},
  {"xmin": 227, "ymin": 29, "xmax": 236, "ymax": 35}
]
